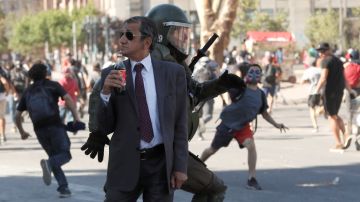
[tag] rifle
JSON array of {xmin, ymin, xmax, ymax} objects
[{"xmin": 188, "ymin": 33, "xmax": 219, "ymax": 72}]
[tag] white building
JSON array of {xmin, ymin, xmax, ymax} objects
[{"xmin": 260, "ymin": 0, "xmax": 360, "ymax": 47}]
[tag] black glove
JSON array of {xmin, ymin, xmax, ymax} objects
[
  {"xmin": 81, "ymin": 131, "xmax": 110, "ymax": 162},
  {"xmin": 218, "ymin": 70, "xmax": 246, "ymax": 91}
]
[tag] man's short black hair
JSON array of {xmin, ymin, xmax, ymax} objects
[
  {"xmin": 28, "ymin": 62, "xmax": 47, "ymax": 81},
  {"xmin": 237, "ymin": 62, "xmax": 262, "ymax": 79},
  {"xmin": 316, "ymin": 42, "xmax": 330, "ymax": 52},
  {"xmin": 124, "ymin": 16, "xmax": 158, "ymax": 51}
]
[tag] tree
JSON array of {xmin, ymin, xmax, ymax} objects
[
  {"xmin": 352, "ymin": 7, "xmax": 360, "ymax": 17},
  {"xmin": 0, "ymin": 7, "xmax": 8, "ymax": 53},
  {"xmin": 195, "ymin": 0, "xmax": 288, "ymax": 65},
  {"xmin": 305, "ymin": 10, "xmax": 339, "ymax": 47},
  {"xmin": 195, "ymin": 0, "xmax": 238, "ymax": 65},
  {"xmin": 9, "ymin": 10, "xmax": 72, "ymax": 55},
  {"xmin": 71, "ymin": 4, "xmax": 98, "ymax": 45},
  {"xmin": 344, "ymin": 7, "xmax": 360, "ymax": 50},
  {"xmin": 232, "ymin": 0, "xmax": 288, "ymax": 40},
  {"xmin": 9, "ymin": 5, "xmax": 98, "ymax": 55},
  {"xmin": 43, "ymin": 10, "xmax": 73, "ymax": 48}
]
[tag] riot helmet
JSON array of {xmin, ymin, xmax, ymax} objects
[{"xmin": 146, "ymin": 4, "xmax": 191, "ymax": 56}]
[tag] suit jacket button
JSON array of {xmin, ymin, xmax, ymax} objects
[{"xmin": 137, "ymin": 127, "xmax": 140, "ymax": 131}]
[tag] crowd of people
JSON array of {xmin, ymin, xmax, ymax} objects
[{"xmin": 0, "ymin": 54, "xmax": 103, "ymax": 145}]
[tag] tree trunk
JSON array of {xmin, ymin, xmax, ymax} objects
[{"xmin": 196, "ymin": 0, "xmax": 238, "ymax": 65}]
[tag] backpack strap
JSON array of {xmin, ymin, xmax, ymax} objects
[
  {"xmin": 253, "ymin": 90, "xmax": 266, "ymax": 135},
  {"xmin": 28, "ymin": 80, "xmax": 55, "ymax": 106},
  {"xmin": 258, "ymin": 90, "xmax": 267, "ymax": 114},
  {"xmin": 252, "ymin": 117, "xmax": 258, "ymax": 135}
]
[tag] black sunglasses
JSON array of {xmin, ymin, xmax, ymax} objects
[{"xmin": 119, "ymin": 31, "xmax": 144, "ymax": 41}]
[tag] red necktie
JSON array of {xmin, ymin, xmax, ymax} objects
[{"xmin": 134, "ymin": 63, "xmax": 154, "ymax": 143}]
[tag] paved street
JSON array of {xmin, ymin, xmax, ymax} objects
[{"xmin": 1, "ymin": 81, "xmax": 360, "ymax": 202}]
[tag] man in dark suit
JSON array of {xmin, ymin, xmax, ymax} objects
[{"xmin": 97, "ymin": 16, "xmax": 188, "ymax": 201}]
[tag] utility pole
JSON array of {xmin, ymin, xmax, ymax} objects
[
  {"xmin": 339, "ymin": 0, "xmax": 344, "ymax": 51},
  {"xmin": 309, "ymin": 0, "xmax": 315, "ymax": 14},
  {"xmin": 72, "ymin": 21, "xmax": 77, "ymax": 60},
  {"xmin": 92, "ymin": 17, "xmax": 98, "ymax": 63},
  {"xmin": 102, "ymin": 16, "xmax": 110, "ymax": 63}
]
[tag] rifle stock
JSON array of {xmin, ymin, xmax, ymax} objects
[{"xmin": 188, "ymin": 33, "xmax": 219, "ymax": 72}]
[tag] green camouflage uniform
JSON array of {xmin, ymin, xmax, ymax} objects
[{"xmin": 152, "ymin": 43, "xmax": 227, "ymax": 202}]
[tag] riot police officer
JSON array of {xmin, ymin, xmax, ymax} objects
[
  {"xmin": 147, "ymin": 4, "xmax": 245, "ymax": 202},
  {"xmin": 81, "ymin": 4, "xmax": 245, "ymax": 202}
]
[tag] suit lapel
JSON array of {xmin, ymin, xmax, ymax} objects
[
  {"xmin": 152, "ymin": 57, "xmax": 165, "ymax": 127},
  {"xmin": 124, "ymin": 59, "xmax": 137, "ymax": 112}
]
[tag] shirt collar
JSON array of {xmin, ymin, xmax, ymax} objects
[{"xmin": 130, "ymin": 54, "xmax": 152, "ymax": 72}]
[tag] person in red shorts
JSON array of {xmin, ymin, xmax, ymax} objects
[{"xmin": 200, "ymin": 63, "xmax": 288, "ymax": 190}]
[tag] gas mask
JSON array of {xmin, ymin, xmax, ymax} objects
[{"xmin": 245, "ymin": 66, "xmax": 262, "ymax": 84}]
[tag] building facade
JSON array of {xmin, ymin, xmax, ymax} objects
[
  {"xmin": 260, "ymin": 0, "xmax": 360, "ymax": 47},
  {"xmin": 96, "ymin": 0, "xmax": 196, "ymax": 20}
]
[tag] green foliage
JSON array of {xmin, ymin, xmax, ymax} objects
[
  {"xmin": 232, "ymin": 0, "xmax": 288, "ymax": 39},
  {"xmin": 352, "ymin": 7, "xmax": 360, "ymax": 17},
  {"xmin": 305, "ymin": 10, "xmax": 339, "ymax": 45},
  {"xmin": 71, "ymin": 4, "xmax": 99, "ymax": 44},
  {"xmin": 9, "ymin": 5, "xmax": 98, "ymax": 54},
  {"xmin": 9, "ymin": 15, "xmax": 42, "ymax": 53},
  {"xmin": 42, "ymin": 10, "xmax": 73, "ymax": 47},
  {"xmin": 0, "ymin": 8, "xmax": 8, "ymax": 52},
  {"xmin": 344, "ymin": 17, "xmax": 360, "ymax": 50},
  {"xmin": 9, "ymin": 10, "xmax": 72, "ymax": 54}
]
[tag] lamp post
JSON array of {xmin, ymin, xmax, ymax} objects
[
  {"xmin": 72, "ymin": 21, "xmax": 77, "ymax": 60},
  {"xmin": 101, "ymin": 16, "xmax": 110, "ymax": 63},
  {"xmin": 189, "ymin": 11, "xmax": 199, "ymax": 56},
  {"xmin": 92, "ymin": 16, "xmax": 98, "ymax": 63},
  {"xmin": 83, "ymin": 15, "xmax": 92, "ymax": 64}
]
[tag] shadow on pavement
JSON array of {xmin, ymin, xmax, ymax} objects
[{"xmin": 1, "ymin": 163, "xmax": 360, "ymax": 202}]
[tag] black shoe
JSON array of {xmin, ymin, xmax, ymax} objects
[
  {"xmin": 355, "ymin": 139, "xmax": 360, "ymax": 151},
  {"xmin": 58, "ymin": 187, "xmax": 72, "ymax": 198},
  {"xmin": 343, "ymin": 136, "xmax": 353, "ymax": 150},
  {"xmin": 40, "ymin": 159, "xmax": 52, "ymax": 186},
  {"xmin": 246, "ymin": 177, "xmax": 262, "ymax": 190}
]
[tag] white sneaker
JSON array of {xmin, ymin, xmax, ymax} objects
[{"xmin": 311, "ymin": 128, "xmax": 319, "ymax": 133}]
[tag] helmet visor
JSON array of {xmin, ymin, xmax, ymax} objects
[{"xmin": 165, "ymin": 22, "xmax": 191, "ymax": 55}]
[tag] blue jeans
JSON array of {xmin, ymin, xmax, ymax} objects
[
  {"xmin": 59, "ymin": 106, "xmax": 74, "ymax": 124},
  {"xmin": 7, "ymin": 95, "xmax": 14, "ymax": 122},
  {"xmin": 35, "ymin": 125, "xmax": 71, "ymax": 189}
]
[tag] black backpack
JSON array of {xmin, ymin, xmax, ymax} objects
[
  {"xmin": 263, "ymin": 64, "xmax": 276, "ymax": 84},
  {"xmin": 11, "ymin": 69, "xmax": 27, "ymax": 94},
  {"xmin": 26, "ymin": 81, "xmax": 57, "ymax": 124}
]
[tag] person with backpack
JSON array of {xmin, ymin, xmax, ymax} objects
[
  {"xmin": 192, "ymin": 57, "xmax": 219, "ymax": 140},
  {"xmin": 70, "ymin": 60, "xmax": 88, "ymax": 118},
  {"xmin": 344, "ymin": 50, "xmax": 360, "ymax": 91},
  {"xmin": 261, "ymin": 55, "xmax": 281, "ymax": 114},
  {"xmin": 14, "ymin": 62, "xmax": 80, "ymax": 198},
  {"xmin": 200, "ymin": 63, "xmax": 288, "ymax": 190},
  {"xmin": 58, "ymin": 67, "xmax": 79, "ymax": 125},
  {"xmin": 9, "ymin": 61, "xmax": 29, "ymax": 131},
  {"xmin": 343, "ymin": 49, "xmax": 360, "ymax": 142}
]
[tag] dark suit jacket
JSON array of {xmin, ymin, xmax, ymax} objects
[{"xmin": 97, "ymin": 56, "xmax": 188, "ymax": 192}]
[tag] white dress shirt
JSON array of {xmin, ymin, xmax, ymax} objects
[{"xmin": 100, "ymin": 54, "xmax": 163, "ymax": 149}]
